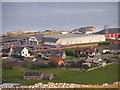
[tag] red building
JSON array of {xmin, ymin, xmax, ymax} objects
[
  {"xmin": 107, "ymin": 33, "xmax": 119, "ymax": 39},
  {"xmin": 97, "ymin": 28, "xmax": 120, "ymax": 40}
]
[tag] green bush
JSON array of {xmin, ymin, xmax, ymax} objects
[
  {"xmin": 82, "ymin": 65, "xmax": 89, "ymax": 70},
  {"xmin": 31, "ymin": 63, "xmax": 49, "ymax": 69},
  {"xmin": 3, "ymin": 66, "xmax": 13, "ymax": 70},
  {"xmin": 69, "ymin": 63, "xmax": 82, "ymax": 68},
  {"xmin": 64, "ymin": 49, "xmax": 74, "ymax": 56},
  {"xmin": 98, "ymin": 41, "xmax": 114, "ymax": 45},
  {"xmin": 2, "ymin": 54, "xmax": 9, "ymax": 57},
  {"xmin": 79, "ymin": 54, "xmax": 88, "ymax": 57},
  {"xmin": 103, "ymin": 58, "xmax": 111, "ymax": 63},
  {"xmin": 48, "ymin": 62, "xmax": 57, "ymax": 67}
]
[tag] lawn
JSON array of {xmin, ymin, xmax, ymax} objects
[
  {"xmin": 2, "ymin": 64, "xmax": 118, "ymax": 85},
  {"xmin": 93, "ymin": 45, "xmax": 109, "ymax": 50}
]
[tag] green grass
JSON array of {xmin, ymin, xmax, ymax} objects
[
  {"xmin": 2, "ymin": 64, "xmax": 118, "ymax": 85},
  {"xmin": 93, "ymin": 45, "xmax": 109, "ymax": 50},
  {"xmin": 64, "ymin": 56, "xmax": 78, "ymax": 60},
  {"xmin": 70, "ymin": 42, "xmax": 98, "ymax": 46}
]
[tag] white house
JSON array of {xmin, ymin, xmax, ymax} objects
[
  {"xmin": 13, "ymin": 47, "xmax": 30, "ymax": 57},
  {"xmin": 28, "ymin": 34, "xmax": 44, "ymax": 44}
]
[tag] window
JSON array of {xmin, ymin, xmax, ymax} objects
[{"xmin": 111, "ymin": 34, "xmax": 113, "ymax": 37}]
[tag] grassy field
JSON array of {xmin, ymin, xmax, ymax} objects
[{"xmin": 2, "ymin": 64, "xmax": 118, "ymax": 85}]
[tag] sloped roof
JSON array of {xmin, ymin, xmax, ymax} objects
[
  {"xmin": 43, "ymin": 34, "xmax": 96, "ymax": 39},
  {"xmin": 13, "ymin": 47, "xmax": 24, "ymax": 53},
  {"xmin": 109, "ymin": 44, "xmax": 120, "ymax": 50},
  {"xmin": 1, "ymin": 48, "xmax": 10, "ymax": 53},
  {"xmin": 96, "ymin": 28, "xmax": 120, "ymax": 34},
  {"xmin": 34, "ymin": 34, "xmax": 44, "ymax": 41},
  {"xmin": 42, "ymin": 37, "xmax": 58, "ymax": 42},
  {"xmin": 40, "ymin": 50, "xmax": 64, "ymax": 57},
  {"xmin": 49, "ymin": 56, "xmax": 63, "ymax": 63},
  {"xmin": 74, "ymin": 47, "xmax": 96, "ymax": 53},
  {"xmin": 24, "ymin": 72, "xmax": 42, "ymax": 76}
]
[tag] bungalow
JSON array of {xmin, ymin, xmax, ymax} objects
[
  {"xmin": 85, "ymin": 57, "xmax": 102, "ymax": 64},
  {"xmin": 49, "ymin": 56, "xmax": 64, "ymax": 65},
  {"xmin": 1, "ymin": 47, "xmax": 13, "ymax": 57},
  {"xmin": 108, "ymin": 44, "xmax": 120, "ymax": 53},
  {"xmin": 28, "ymin": 34, "xmax": 44, "ymax": 44},
  {"xmin": 13, "ymin": 47, "xmax": 30, "ymax": 57},
  {"xmin": 23, "ymin": 72, "xmax": 55, "ymax": 80},
  {"xmin": 38, "ymin": 50, "xmax": 66, "ymax": 59},
  {"xmin": 74, "ymin": 47, "xmax": 100, "ymax": 57}
]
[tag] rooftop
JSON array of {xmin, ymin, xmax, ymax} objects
[
  {"xmin": 43, "ymin": 34, "xmax": 98, "ymax": 39},
  {"xmin": 24, "ymin": 72, "xmax": 42, "ymax": 76}
]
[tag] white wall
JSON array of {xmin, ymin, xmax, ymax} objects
[{"xmin": 21, "ymin": 48, "xmax": 30, "ymax": 57}]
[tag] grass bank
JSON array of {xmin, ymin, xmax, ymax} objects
[{"xmin": 2, "ymin": 64, "xmax": 118, "ymax": 85}]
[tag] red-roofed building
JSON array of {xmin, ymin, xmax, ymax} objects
[{"xmin": 48, "ymin": 56, "xmax": 64, "ymax": 65}]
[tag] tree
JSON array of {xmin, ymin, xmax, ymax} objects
[
  {"xmin": 48, "ymin": 62, "xmax": 57, "ymax": 67},
  {"xmin": 64, "ymin": 49, "xmax": 74, "ymax": 56},
  {"xmin": 82, "ymin": 65, "xmax": 89, "ymax": 70}
]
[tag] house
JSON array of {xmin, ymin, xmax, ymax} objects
[
  {"xmin": 74, "ymin": 47, "xmax": 99, "ymax": 57},
  {"xmin": 28, "ymin": 34, "xmax": 44, "ymax": 44},
  {"xmin": 49, "ymin": 56, "xmax": 64, "ymax": 65},
  {"xmin": 23, "ymin": 72, "xmax": 55, "ymax": 80},
  {"xmin": 1, "ymin": 47, "xmax": 13, "ymax": 57},
  {"xmin": 96, "ymin": 28, "xmax": 120, "ymax": 40},
  {"xmin": 82, "ymin": 62, "xmax": 91, "ymax": 67},
  {"xmin": 85, "ymin": 57, "xmax": 102, "ymax": 64},
  {"xmin": 71, "ymin": 26, "xmax": 96, "ymax": 34},
  {"xmin": 13, "ymin": 47, "xmax": 30, "ymax": 57},
  {"xmin": 38, "ymin": 50, "xmax": 66, "ymax": 59},
  {"xmin": 108, "ymin": 44, "xmax": 120, "ymax": 53}
]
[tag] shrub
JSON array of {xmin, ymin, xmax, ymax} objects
[
  {"xmin": 70, "ymin": 63, "xmax": 82, "ymax": 68},
  {"xmin": 48, "ymin": 62, "xmax": 57, "ymax": 67},
  {"xmin": 79, "ymin": 54, "xmax": 88, "ymax": 57},
  {"xmin": 98, "ymin": 41, "xmax": 114, "ymax": 45},
  {"xmin": 2, "ymin": 54, "xmax": 9, "ymax": 57},
  {"xmin": 3, "ymin": 66, "xmax": 13, "ymax": 70},
  {"xmin": 64, "ymin": 49, "xmax": 74, "ymax": 56},
  {"xmin": 103, "ymin": 58, "xmax": 111, "ymax": 63},
  {"xmin": 82, "ymin": 65, "xmax": 89, "ymax": 70},
  {"xmin": 30, "ymin": 63, "xmax": 49, "ymax": 69}
]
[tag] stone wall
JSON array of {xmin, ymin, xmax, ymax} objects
[{"xmin": 0, "ymin": 82, "xmax": 119, "ymax": 89}]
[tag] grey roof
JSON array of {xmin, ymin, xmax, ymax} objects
[
  {"xmin": 109, "ymin": 44, "xmax": 120, "ymax": 50},
  {"xmin": 40, "ymin": 50, "xmax": 64, "ymax": 57},
  {"xmin": 42, "ymin": 37, "xmax": 58, "ymax": 42},
  {"xmin": 72, "ymin": 27, "xmax": 92, "ymax": 33},
  {"xmin": 96, "ymin": 28, "xmax": 120, "ymax": 34},
  {"xmin": 1, "ymin": 48, "xmax": 10, "ymax": 53},
  {"xmin": 43, "ymin": 34, "xmax": 97, "ymax": 39},
  {"xmin": 13, "ymin": 47, "xmax": 24, "ymax": 53},
  {"xmin": 87, "ymin": 58, "xmax": 101, "ymax": 61},
  {"xmin": 24, "ymin": 72, "xmax": 42, "ymax": 76},
  {"xmin": 34, "ymin": 34, "xmax": 44, "ymax": 41}
]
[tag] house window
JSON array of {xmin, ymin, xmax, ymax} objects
[
  {"xmin": 115, "ymin": 34, "xmax": 118, "ymax": 38},
  {"xmin": 111, "ymin": 34, "xmax": 113, "ymax": 38}
]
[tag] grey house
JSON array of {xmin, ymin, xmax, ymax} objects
[
  {"xmin": 38, "ymin": 50, "xmax": 66, "ymax": 59},
  {"xmin": 28, "ymin": 34, "xmax": 44, "ymax": 44},
  {"xmin": 23, "ymin": 72, "xmax": 55, "ymax": 80},
  {"xmin": 13, "ymin": 47, "xmax": 30, "ymax": 57}
]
